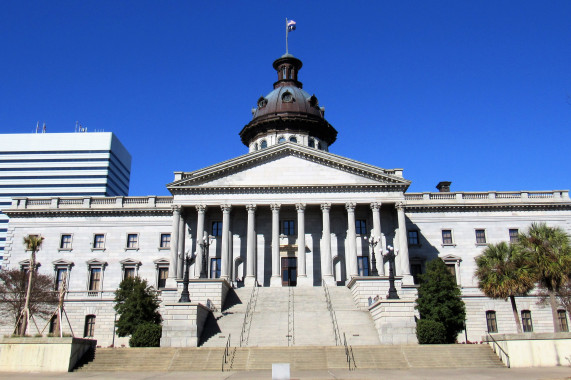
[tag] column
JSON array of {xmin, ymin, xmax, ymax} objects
[
  {"xmin": 177, "ymin": 211, "xmax": 186, "ymax": 279},
  {"xmin": 396, "ymin": 202, "xmax": 411, "ymax": 280},
  {"xmin": 245, "ymin": 204, "xmax": 257, "ymax": 287},
  {"xmin": 194, "ymin": 205, "xmax": 206, "ymax": 278},
  {"xmin": 220, "ymin": 204, "xmax": 232, "ymax": 280},
  {"xmin": 371, "ymin": 202, "xmax": 384, "ymax": 276},
  {"xmin": 321, "ymin": 203, "xmax": 334, "ymax": 284},
  {"xmin": 167, "ymin": 205, "xmax": 181, "ymax": 286},
  {"xmin": 345, "ymin": 202, "xmax": 359, "ymax": 279},
  {"xmin": 270, "ymin": 203, "xmax": 281, "ymax": 287},
  {"xmin": 296, "ymin": 203, "xmax": 307, "ymax": 283}
]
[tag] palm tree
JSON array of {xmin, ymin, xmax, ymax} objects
[
  {"xmin": 18, "ymin": 234, "xmax": 44, "ymax": 335},
  {"xmin": 517, "ymin": 223, "xmax": 571, "ymax": 332},
  {"xmin": 475, "ymin": 242, "xmax": 535, "ymax": 333}
]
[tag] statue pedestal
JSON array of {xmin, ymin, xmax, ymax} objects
[{"xmin": 160, "ymin": 303, "xmax": 210, "ymax": 347}]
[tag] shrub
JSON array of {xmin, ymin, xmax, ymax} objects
[
  {"xmin": 129, "ymin": 322, "xmax": 162, "ymax": 347},
  {"xmin": 416, "ymin": 319, "xmax": 446, "ymax": 344}
]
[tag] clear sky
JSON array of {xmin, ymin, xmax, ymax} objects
[{"xmin": 1, "ymin": 1, "xmax": 570, "ymax": 196}]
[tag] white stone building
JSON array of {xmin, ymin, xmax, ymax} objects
[{"xmin": 1, "ymin": 54, "xmax": 570, "ymax": 347}]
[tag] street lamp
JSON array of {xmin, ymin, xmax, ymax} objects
[
  {"xmin": 367, "ymin": 235, "xmax": 380, "ymax": 276},
  {"xmin": 198, "ymin": 231, "xmax": 214, "ymax": 278},
  {"xmin": 384, "ymin": 245, "xmax": 400, "ymax": 299},
  {"xmin": 178, "ymin": 249, "xmax": 194, "ymax": 303}
]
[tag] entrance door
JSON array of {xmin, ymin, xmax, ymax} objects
[{"xmin": 281, "ymin": 257, "xmax": 297, "ymax": 286}]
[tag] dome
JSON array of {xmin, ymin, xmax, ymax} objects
[{"xmin": 239, "ymin": 55, "xmax": 337, "ymax": 148}]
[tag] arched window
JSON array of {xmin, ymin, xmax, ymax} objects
[
  {"xmin": 260, "ymin": 140, "xmax": 268, "ymax": 149},
  {"xmin": 486, "ymin": 310, "xmax": 497, "ymax": 333},
  {"xmin": 278, "ymin": 136, "xmax": 286, "ymax": 143},
  {"xmin": 289, "ymin": 136, "xmax": 297, "ymax": 143},
  {"xmin": 308, "ymin": 138, "xmax": 315, "ymax": 148},
  {"xmin": 84, "ymin": 315, "xmax": 96, "ymax": 337}
]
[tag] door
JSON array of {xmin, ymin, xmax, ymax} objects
[{"xmin": 281, "ymin": 257, "xmax": 297, "ymax": 286}]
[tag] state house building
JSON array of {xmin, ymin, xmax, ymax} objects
[{"xmin": 3, "ymin": 53, "xmax": 570, "ymax": 347}]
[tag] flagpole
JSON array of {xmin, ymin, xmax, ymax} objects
[{"xmin": 285, "ymin": 18, "xmax": 288, "ymax": 55}]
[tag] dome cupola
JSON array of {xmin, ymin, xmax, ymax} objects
[{"xmin": 239, "ymin": 54, "xmax": 338, "ymax": 152}]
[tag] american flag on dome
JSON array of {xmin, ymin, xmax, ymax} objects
[{"xmin": 287, "ymin": 20, "xmax": 296, "ymax": 32}]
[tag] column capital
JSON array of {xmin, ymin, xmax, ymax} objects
[
  {"xmin": 220, "ymin": 204, "xmax": 232, "ymax": 213},
  {"xmin": 345, "ymin": 202, "xmax": 356, "ymax": 211},
  {"xmin": 321, "ymin": 202, "xmax": 331, "ymax": 212},
  {"xmin": 395, "ymin": 201, "xmax": 406, "ymax": 211},
  {"xmin": 246, "ymin": 204, "xmax": 257, "ymax": 212},
  {"xmin": 296, "ymin": 203, "xmax": 306, "ymax": 212},
  {"xmin": 195, "ymin": 204, "xmax": 207, "ymax": 213},
  {"xmin": 270, "ymin": 203, "xmax": 281, "ymax": 211},
  {"xmin": 370, "ymin": 202, "xmax": 382, "ymax": 211},
  {"xmin": 171, "ymin": 205, "xmax": 182, "ymax": 214}
]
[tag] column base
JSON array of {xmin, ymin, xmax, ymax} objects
[
  {"xmin": 270, "ymin": 276, "xmax": 282, "ymax": 287},
  {"xmin": 244, "ymin": 276, "xmax": 257, "ymax": 287},
  {"xmin": 165, "ymin": 277, "xmax": 178, "ymax": 289},
  {"xmin": 296, "ymin": 275, "xmax": 312, "ymax": 287},
  {"xmin": 401, "ymin": 274, "xmax": 415, "ymax": 286},
  {"xmin": 321, "ymin": 275, "xmax": 335, "ymax": 286}
]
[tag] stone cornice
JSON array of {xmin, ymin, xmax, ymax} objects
[
  {"xmin": 5, "ymin": 208, "xmax": 172, "ymax": 218},
  {"xmin": 170, "ymin": 183, "xmax": 408, "ymax": 195}
]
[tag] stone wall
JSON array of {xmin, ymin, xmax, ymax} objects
[
  {"xmin": 484, "ymin": 333, "xmax": 571, "ymax": 367},
  {"xmin": 160, "ymin": 303, "xmax": 211, "ymax": 347},
  {"xmin": 369, "ymin": 299, "xmax": 419, "ymax": 344}
]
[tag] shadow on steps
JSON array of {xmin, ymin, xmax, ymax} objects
[
  {"xmin": 199, "ymin": 312, "xmax": 222, "ymax": 346},
  {"xmin": 222, "ymin": 288, "xmax": 242, "ymax": 312}
]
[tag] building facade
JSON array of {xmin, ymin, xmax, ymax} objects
[
  {"xmin": 0, "ymin": 132, "xmax": 132, "ymax": 268},
  {"xmin": 2, "ymin": 55, "xmax": 570, "ymax": 346}
]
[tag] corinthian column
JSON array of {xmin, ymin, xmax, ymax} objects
[
  {"xmin": 396, "ymin": 202, "xmax": 411, "ymax": 281},
  {"xmin": 167, "ymin": 205, "xmax": 181, "ymax": 287},
  {"xmin": 270, "ymin": 203, "xmax": 281, "ymax": 287},
  {"xmin": 177, "ymin": 211, "xmax": 186, "ymax": 279},
  {"xmin": 345, "ymin": 202, "xmax": 359, "ymax": 279},
  {"xmin": 296, "ymin": 203, "xmax": 307, "ymax": 284},
  {"xmin": 220, "ymin": 204, "xmax": 232, "ymax": 280},
  {"xmin": 194, "ymin": 205, "xmax": 206, "ymax": 278},
  {"xmin": 245, "ymin": 204, "xmax": 257, "ymax": 287},
  {"xmin": 371, "ymin": 202, "xmax": 384, "ymax": 276},
  {"xmin": 321, "ymin": 203, "xmax": 334, "ymax": 285}
]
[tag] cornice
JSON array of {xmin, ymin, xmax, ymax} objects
[
  {"xmin": 5, "ymin": 208, "xmax": 172, "ymax": 218},
  {"xmin": 404, "ymin": 202, "xmax": 571, "ymax": 213},
  {"xmin": 170, "ymin": 183, "xmax": 409, "ymax": 195}
]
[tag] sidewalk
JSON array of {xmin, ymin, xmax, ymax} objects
[{"xmin": 1, "ymin": 367, "xmax": 570, "ymax": 380}]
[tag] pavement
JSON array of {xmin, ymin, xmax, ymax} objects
[{"xmin": 0, "ymin": 367, "xmax": 570, "ymax": 380}]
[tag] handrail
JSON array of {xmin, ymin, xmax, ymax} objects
[
  {"xmin": 221, "ymin": 334, "xmax": 231, "ymax": 371},
  {"xmin": 343, "ymin": 332, "xmax": 357, "ymax": 371},
  {"xmin": 485, "ymin": 332, "xmax": 510, "ymax": 368},
  {"xmin": 323, "ymin": 281, "xmax": 341, "ymax": 346},
  {"xmin": 287, "ymin": 286, "xmax": 295, "ymax": 346},
  {"xmin": 239, "ymin": 281, "xmax": 258, "ymax": 347}
]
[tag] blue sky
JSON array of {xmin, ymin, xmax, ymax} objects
[{"xmin": 1, "ymin": 1, "xmax": 570, "ymax": 196}]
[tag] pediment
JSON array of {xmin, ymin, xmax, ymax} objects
[
  {"xmin": 441, "ymin": 254, "xmax": 462, "ymax": 262},
  {"xmin": 52, "ymin": 259, "xmax": 74, "ymax": 267},
  {"xmin": 86, "ymin": 258, "xmax": 107, "ymax": 266},
  {"xmin": 120, "ymin": 258, "xmax": 142, "ymax": 267},
  {"xmin": 168, "ymin": 143, "xmax": 410, "ymax": 193}
]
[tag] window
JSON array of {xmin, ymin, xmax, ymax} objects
[
  {"xmin": 126, "ymin": 234, "xmax": 138, "ymax": 249},
  {"xmin": 210, "ymin": 258, "xmax": 221, "ymax": 279},
  {"xmin": 558, "ymin": 310, "xmax": 569, "ymax": 332},
  {"xmin": 442, "ymin": 254, "xmax": 461, "ymax": 285},
  {"xmin": 289, "ymin": 136, "xmax": 297, "ymax": 143},
  {"xmin": 93, "ymin": 234, "xmax": 105, "ymax": 249},
  {"xmin": 411, "ymin": 263, "xmax": 422, "ymax": 285},
  {"xmin": 281, "ymin": 220, "xmax": 295, "ymax": 236},
  {"xmin": 509, "ymin": 229, "xmax": 519, "ymax": 244},
  {"xmin": 49, "ymin": 315, "xmax": 57, "ymax": 334},
  {"xmin": 59, "ymin": 234, "xmax": 72, "ymax": 250},
  {"xmin": 157, "ymin": 267, "xmax": 169, "ymax": 289},
  {"xmin": 89, "ymin": 268, "xmax": 101, "ymax": 291},
  {"xmin": 124, "ymin": 267, "xmax": 135, "ymax": 279},
  {"xmin": 486, "ymin": 311, "xmax": 498, "ymax": 333},
  {"xmin": 355, "ymin": 219, "xmax": 367, "ymax": 235},
  {"xmin": 260, "ymin": 140, "xmax": 268, "ymax": 149},
  {"xmin": 521, "ymin": 310, "xmax": 533, "ymax": 332},
  {"xmin": 212, "ymin": 221, "xmax": 222, "ymax": 237},
  {"xmin": 442, "ymin": 230, "xmax": 453, "ymax": 245},
  {"xmin": 278, "ymin": 136, "xmax": 286, "ymax": 143},
  {"xmin": 160, "ymin": 233, "xmax": 171, "ymax": 249},
  {"xmin": 445, "ymin": 264, "xmax": 456, "ymax": 281},
  {"xmin": 308, "ymin": 138, "xmax": 315, "ymax": 148},
  {"xmin": 475, "ymin": 229, "xmax": 487, "ymax": 245},
  {"xmin": 55, "ymin": 268, "xmax": 67, "ymax": 291},
  {"xmin": 120, "ymin": 259, "xmax": 140, "ymax": 280},
  {"xmin": 408, "ymin": 230, "xmax": 419, "ymax": 246},
  {"xmin": 357, "ymin": 256, "xmax": 369, "ymax": 276},
  {"xmin": 84, "ymin": 315, "xmax": 96, "ymax": 337}
]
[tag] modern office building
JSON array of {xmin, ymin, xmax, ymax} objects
[
  {"xmin": 2, "ymin": 54, "xmax": 570, "ymax": 348},
  {"xmin": 0, "ymin": 132, "xmax": 131, "ymax": 268}
]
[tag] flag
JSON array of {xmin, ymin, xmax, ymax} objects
[{"xmin": 287, "ymin": 20, "xmax": 296, "ymax": 32}]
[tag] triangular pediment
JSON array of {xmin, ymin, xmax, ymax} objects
[{"xmin": 168, "ymin": 143, "xmax": 410, "ymax": 193}]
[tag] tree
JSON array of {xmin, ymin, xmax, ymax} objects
[
  {"xmin": 0, "ymin": 269, "xmax": 58, "ymax": 333},
  {"xmin": 416, "ymin": 258, "xmax": 466, "ymax": 343},
  {"xmin": 517, "ymin": 223, "xmax": 571, "ymax": 332},
  {"xmin": 475, "ymin": 242, "xmax": 535, "ymax": 333},
  {"xmin": 17, "ymin": 235, "xmax": 45, "ymax": 335},
  {"xmin": 114, "ymin": 276, "xmax": 162, "ymax": 338}
]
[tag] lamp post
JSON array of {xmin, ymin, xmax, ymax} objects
[
  {"xmin": 384, "ymin": 245, "xmax": 400, "ymax": 299},
  {"xmin": 367, "ymin": 235, "xmax": 380, "ymax": 276},
  {"xmin": 198, "ymin": 231, "xmax": 214, "ymax": 278},
  {"xmin": 178, "ymin": 250, "xmax": 193, "ymax": 303}
]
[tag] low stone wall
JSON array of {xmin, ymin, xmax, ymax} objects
[
  {"xmin": 369, "ymin": 299, "xmax": 419, "ymax": 345},
  {"xmin": 174, "ymin": 279, "xmax": 231, "ymax": 311},
  {"xmin": 484, "ymin": 332, "xmax": 571, "ymax": 368},
  {"xmin": 347, "ymin": 277, "xmax": 417, "ymax": 309},
  {"xmin": 160, "ymin": 302, "xmax": 211, "ymax": 347},
  {"xmin": 0, "ymin": 337, "xmax": 96, "ymax": 372}
]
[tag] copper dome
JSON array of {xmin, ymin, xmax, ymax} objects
[{"xmin": 239, "ymin": 54, "xmax": 337, "ymax": 147}]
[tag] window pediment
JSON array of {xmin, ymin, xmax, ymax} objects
[{"xmin": 86, "ymin": 258, "xmax": 107, "ymax": 267}]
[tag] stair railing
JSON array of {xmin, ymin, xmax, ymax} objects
[
  {"xmin": 323, "ymin": 281, "xmax": 341, "ymax": 346},
  {"xmin": 239, "ymin": 280, "xmax": 258, "ymax": 347},
  {"xmin": 221, "ymin": 333, "xmax": 231, "ymax": 371},
  {"xmin": 287, "ymin": 286, "xmax": 295, "ymax": 346},
  {"xmin": 485, "ymin": 332, "xmax": 510, "ymax": 368},
  {"xmin": 343, "ymin": 332, "xmax": 357, "ymax": 371}
]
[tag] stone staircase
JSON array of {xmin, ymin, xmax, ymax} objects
[{"xmin": 76, "ymin": 345, "xmax": 505, "ymax": 372}]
